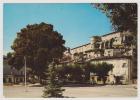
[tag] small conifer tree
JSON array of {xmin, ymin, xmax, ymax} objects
[{"xmin": 42, "ymin": 61, "xmax": 65, "ymax": 98}]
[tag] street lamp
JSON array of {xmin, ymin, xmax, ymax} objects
[{"xmin": 24, "ymin": 56, "xmax": 28, "ymax": 92}]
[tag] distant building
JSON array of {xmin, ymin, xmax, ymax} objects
[
  {"xmin": 63, "ymin": 31, "xmax": 137, "ymax": 84},
  {"xmin": 3, "ymin": 57, "xmax": 25, "ymax": 84}
]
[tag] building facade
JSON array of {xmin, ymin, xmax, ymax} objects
[
  {"xmin": 90, "ymin": 56, "xmax": 133, "ymax": 84},
  {"xmin": 3, "ymin": 57, "xmax": 25, "ymax": 84},
  {"xmin": 63, "ymin": 31, "xmax": 137, "ymax": 84}
]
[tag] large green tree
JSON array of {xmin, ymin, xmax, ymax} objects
[
  {"xmin": 94, "ymin": 3, "xmax": 137, "ymax": 35},
  {"xmin": 94, "ymin": 3, "xmax": 137, "ymax": 80},
  {"xmin": 8, "ymin": 22, "xmax": 66, "ymax": 79}
]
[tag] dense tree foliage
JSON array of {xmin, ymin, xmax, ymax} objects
[
  {"xmin": 8, "ymin": 22, "xmax": 66, "ymax": 78},
  {"xmin": 57, "ymin": 62, "xmax": 113, "ymax": 84},
  {"xmin": 6, "ymin": 52, "xmax": 12, "ymax": 59},
  {"xmin": 94, "ymin": 3, "xmax": 137, "ymax": 80},
  {"xmin": 93, "ymin": 62, "xmax": 114, "ymax": 84},
  {"xmin": 94, "ymin": 3, "xmax": 137, "ymax": 35},
  {"xmin": 57, "ymin": 64, "xmax": 83, "ymax": 83}
]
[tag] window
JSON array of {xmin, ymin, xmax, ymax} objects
[
  {"xmin": 97, "ymin": 77, "xmax": 101, "ymax": 81},
  {"xmin": 89, "ymin": 55, "xmax": 90, "ymax": 57},
  {"xmin": 122, "ymin": 63, "xmax": 127, "ymax": 68},
  {"xmin": 21, "ymin": 71, "xmax": 24, "ymax": 75},
  {"xmin": 3, "ymin": 78, "xmax": 6, "ymax": 83},
  {"xmin": 20, "ymin": 78, "xmax": 23, "ymax": 82},
  {"xmin": 108, "ymin": 51, "xmax": 111, "ymax": 53},
  {"xmin": 9, "ymin": 78, "xmax": 12, "ymax": 83}
]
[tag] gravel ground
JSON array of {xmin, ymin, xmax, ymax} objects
[{"xmin": 3, "ymin": 85, "xmax": 137, "ymax": 98}]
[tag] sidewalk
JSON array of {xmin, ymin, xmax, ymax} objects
[{"xmin": 4, "ymin": 84, "xmax": 137, "ymax": 98}]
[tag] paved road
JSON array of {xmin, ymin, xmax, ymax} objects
[{"xmin": 3, "ymin": 85, "xmax": 137, "ymax": 98}]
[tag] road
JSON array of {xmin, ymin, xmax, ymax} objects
[{"xmin": 3, "ymin": 85, "xmax": 137, "ymax": 98}]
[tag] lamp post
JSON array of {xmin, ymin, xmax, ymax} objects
[{"xmin": 24, "ymin": 56, "xmax": 28, "ymax": 92}]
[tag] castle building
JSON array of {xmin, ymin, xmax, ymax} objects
[{"xmin": 63, "ymin": 31, "xmax": 137, "ymax": 84}]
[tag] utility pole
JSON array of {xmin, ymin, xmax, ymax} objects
[{"xmin": 24, "ymin": 56, "xmax": 28, "ymax": 92}]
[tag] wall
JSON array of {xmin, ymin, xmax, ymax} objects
[
  {"xmin": 71, "ymin": 43, "xmax": 92, "ymax": 55},
  {"xmin": 90, "ymin": 57, "xmax": 132, "ymax": 84},
  {"xmin": 101, "ymin": 32, "xmax": 121, "ymax": 42}
]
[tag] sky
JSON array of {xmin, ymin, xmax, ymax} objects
[{"xmin": 4, "ymin": 3, "xmax": 113, "ymax": 55}]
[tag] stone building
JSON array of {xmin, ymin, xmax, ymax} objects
[{"xmin": 63, "ymin": 31, "xmax": 137, "ymax": 84}]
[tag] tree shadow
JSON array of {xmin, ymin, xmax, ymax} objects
[
  {"xmin": 63, "ymin": 83, "xmax": 106, "ymax": 88},
  {"xmin": 63, "ymin": 96, "xmax": 75, "ymax": 98}
]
